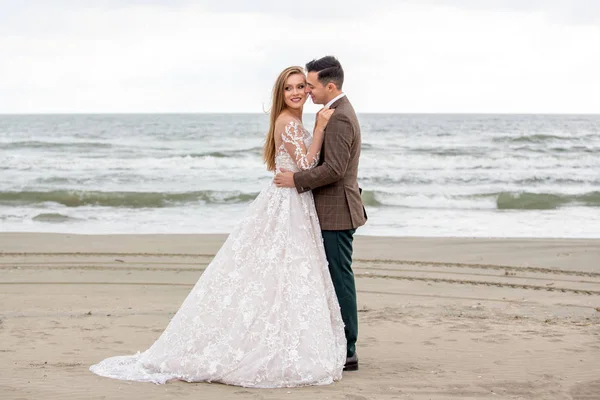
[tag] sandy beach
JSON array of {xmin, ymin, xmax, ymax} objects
[{"xmin": 1, "ymin": 233, "xmax": 599, "ymax": 400}]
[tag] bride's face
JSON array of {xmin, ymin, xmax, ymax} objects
[{"xmin": 283, "ymin": 73, "xmax": 307, "ymax": 110}]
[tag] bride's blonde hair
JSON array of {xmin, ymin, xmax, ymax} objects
[{"xmin": 263, "ymin": 66, "xmax": 305, "ymax": 171}]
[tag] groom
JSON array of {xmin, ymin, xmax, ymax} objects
[{"xmin": 274, "ymin": 56, "xmax": 367, "ymax": 371}]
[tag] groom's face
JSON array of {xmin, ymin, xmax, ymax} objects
[{"xmin": 306, "ymin": 71, "xmax": 328, "ymax": 105}]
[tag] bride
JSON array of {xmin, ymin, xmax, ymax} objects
[{"xmin": 89, "ymin": 66, "xmax": 347, "ymax": 388}]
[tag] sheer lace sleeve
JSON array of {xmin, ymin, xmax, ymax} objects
[{"xmin": 281, "ymin": 121, "xmax": 321, "ymax": 171}]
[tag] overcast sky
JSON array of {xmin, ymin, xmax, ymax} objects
[{"xmin": 1, "ymin": 1, "xmax": 599, "ymax": 113}]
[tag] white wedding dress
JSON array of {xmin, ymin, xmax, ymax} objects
[{"xmin": 89, "ymin": 120, "xmax": 346, "ymax": 388}]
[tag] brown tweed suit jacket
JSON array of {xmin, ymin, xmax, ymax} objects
[{"xmin": 294, "ymin": 96, "xmax": 367, "ymax": 231}]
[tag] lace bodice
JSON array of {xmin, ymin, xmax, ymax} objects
[{"xmin": 275, "ymin": 120, "xmax": 319, "ymax": 173}]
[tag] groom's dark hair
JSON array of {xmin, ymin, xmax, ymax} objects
[{"xmin": 306, "ymin": 56, "xmax": 344, "ymax": 90}]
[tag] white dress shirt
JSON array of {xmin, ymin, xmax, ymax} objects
[{"xmin": 325, "ymin": 92, "xmax": 346, "ymax": 108}]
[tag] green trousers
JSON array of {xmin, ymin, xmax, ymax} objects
[{"xmin": 321, "ymin": 229, "xmax": 357, "ymax": 358}]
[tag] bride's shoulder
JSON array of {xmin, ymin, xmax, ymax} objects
[{"xmin": 275, "ymin": 113, "xmax": 302, "ymax": 132}]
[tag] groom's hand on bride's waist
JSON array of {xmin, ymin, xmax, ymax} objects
[{"xmin": 274, "ymin": 169, "xmax": 295, "ymax": 188}]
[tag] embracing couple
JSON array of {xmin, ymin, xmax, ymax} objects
[{"xmin": 90, "ymin": 56, "xmax": 367, "ymax": 388}]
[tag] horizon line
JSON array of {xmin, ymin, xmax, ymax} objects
[{"xmin": 1, "ymin": 112, "xmax": 600, "ymax": 116}]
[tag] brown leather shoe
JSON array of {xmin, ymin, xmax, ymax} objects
[{"xmin": 344, "ymin": 353, "xmax": 358, "ymax": 371}]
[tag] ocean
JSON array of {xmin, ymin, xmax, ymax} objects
[{"xmin": 1, "ymin": 113, "xmax": 599, "ymax": 237}]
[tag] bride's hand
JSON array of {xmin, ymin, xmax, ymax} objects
[{"xmin": 315, "ymin": 108, "xmax": 335, "ymax": 132}]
